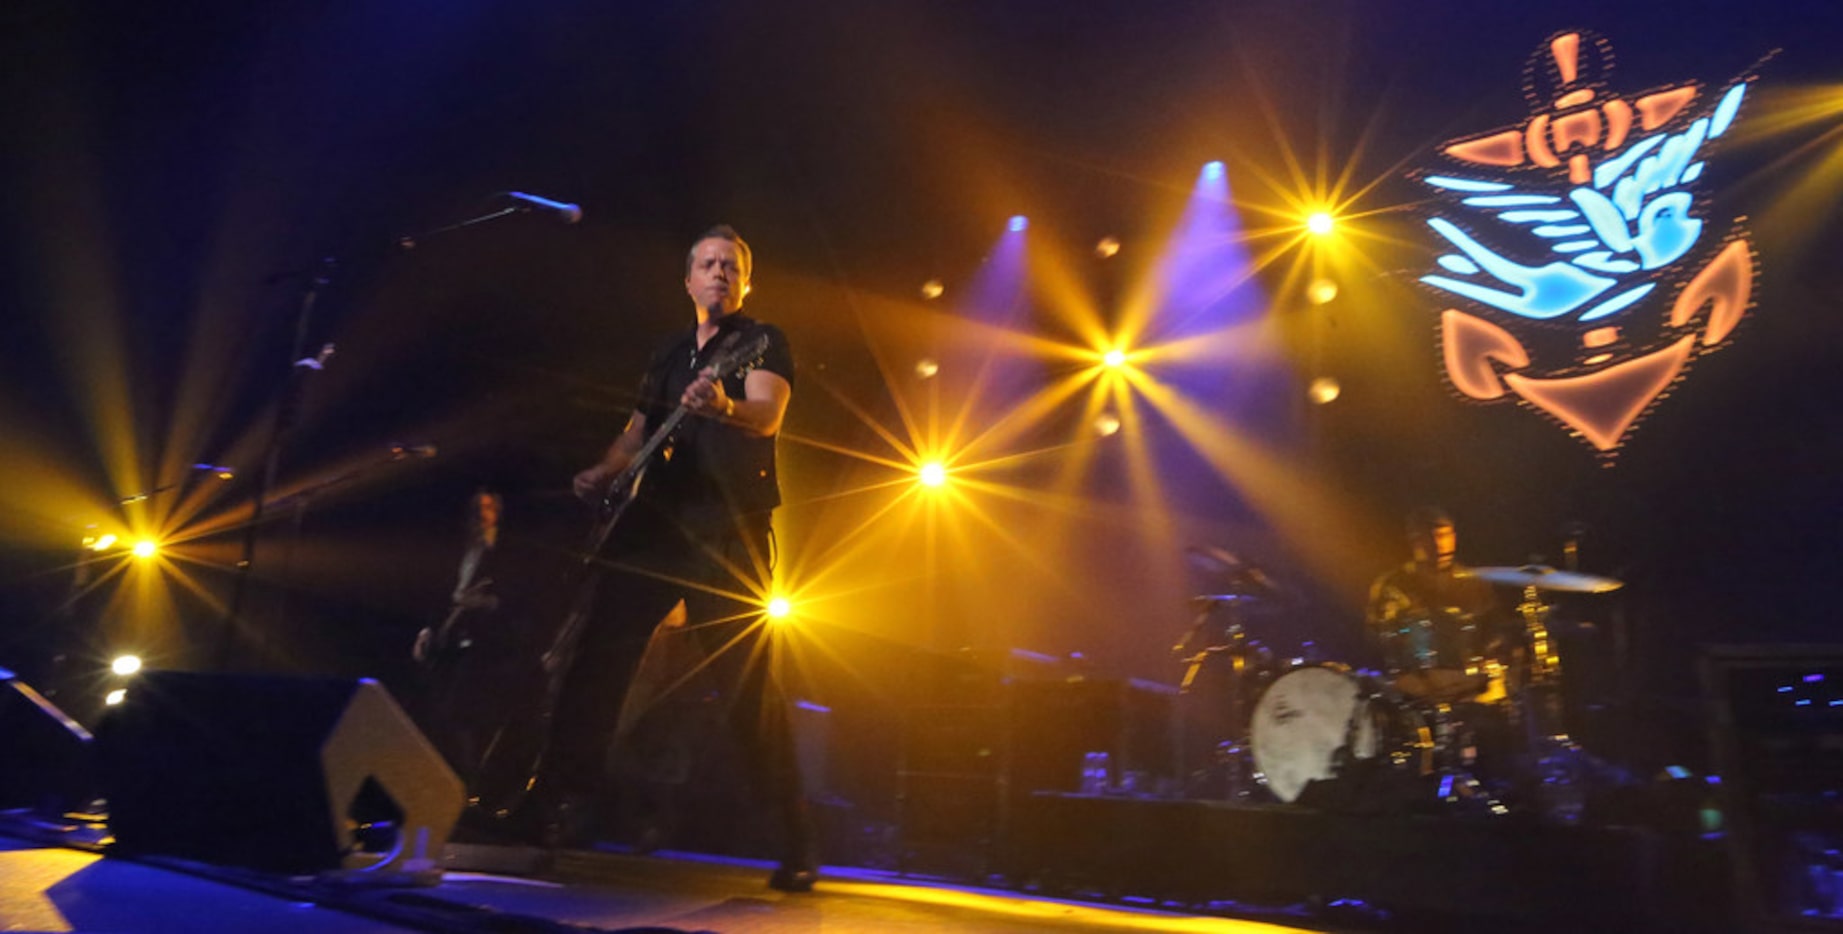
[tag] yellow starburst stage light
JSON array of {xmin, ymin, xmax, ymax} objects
[
  {"xmin": 1101, "ymin": 348, "xmax": 1127, "ymax": 369},
  {"xmin": 130, "ymin": 539, "xmax": 158, "ymax": 559},
  {"xmin": 766, "ymin": 596, "xmax": 793, "ymax": 620},
  {"xmin": 1306, "ymin": 211, "xmax": 1336, "ymax": 236},
  {"xmin": 917, "ymin": 462, "xmax": 948, "ymax": 488},
  {"xmin": 110, "ymin": 654, "xmax": 142, "ymax": 675}
]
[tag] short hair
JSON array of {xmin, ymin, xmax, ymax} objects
[
  {"xmin": 686, "ymin": 224, "xmax": 752, "ymax": 280},
  {"xmin": 1405, "ymin": 505, "xmax": 1453, "ymax": 538}
]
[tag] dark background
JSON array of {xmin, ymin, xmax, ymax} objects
[{"xmin": 2, "ymin": 0, "xmax": 1840, "ymax": 776}]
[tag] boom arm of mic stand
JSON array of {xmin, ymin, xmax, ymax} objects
[{"xmin": 396, "ymin": 206, "xmax": 520, "ymax": 250}]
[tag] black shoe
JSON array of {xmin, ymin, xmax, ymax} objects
[
  {"xmin": 768, "ymin": 796, "xmax": 819, "ymax": 892},
  {"xmin": 768, "ymin": 862, "xmax": 818, "ymax": 893}
]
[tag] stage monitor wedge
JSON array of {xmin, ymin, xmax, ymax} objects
[
  {"xmin": 0, "ymin": 673, "xmax": 95, "ymax": 814},
  {"xmin": 97, "ymin": 671, "xmax": 463, "ymax": 875}
]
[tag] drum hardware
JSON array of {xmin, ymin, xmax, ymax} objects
[
  {"xmin": 1477, "ymin": 569, "xmax": 1628, "ymax": 823},
  {"xmin": 1514, "ymin": 586, "xmax": 1564, "ymax": 690},
  {"xmin": 1174, "ymin": 593, "xmax": 1275, "ymax": 802},
  {"xmin": 1174, "ymin": 548, "xmax": 1284, "ymax": 803},
  {"xmin": 1248, "ymin": 663, "xmax": 1433, "ymax": 804},
  {"xmin": 1420, "ymin": 700, "xmax": 1510, "ymax": 814},
  {"xmin": 1392, "ymin": 666, "xmax": 1490, "ymax": 705},
  {"xmin": 1372, "ymin": 595, "xmax": 1507, "ymax": 707}
]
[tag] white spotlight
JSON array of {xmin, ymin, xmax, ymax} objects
[
  {"xmin": 1307, "ymin": 279, "xmax": 1339, "ymax": 305},
  {"xmin": 1308, "ymin": 377, "xmax": 1342, "ymax": 405}
]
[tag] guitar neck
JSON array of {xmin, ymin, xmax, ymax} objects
[
  {"xmin": 600, "ymin": 330, "xmax": 764, "ymax": 511},
  {"xmin": 599, "ymin": 402, "xmax": 693, "ymax": 514},
  {"xmin": 629, "ymin": 404, "xmax": 692, "ymax": 475}
]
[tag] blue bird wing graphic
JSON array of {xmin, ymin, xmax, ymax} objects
[
  {"xmin": 1419, "ymin": 80, "xmax": 1745, "ymax": 324},
  {"xmin": 1421, "ymin": 215, "xmax": 1615, "ymax": 320}
]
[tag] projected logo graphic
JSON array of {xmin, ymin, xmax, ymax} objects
[{"xmin": 1418, "ymin": 30, "xmax": 1757, "ymax": 453}]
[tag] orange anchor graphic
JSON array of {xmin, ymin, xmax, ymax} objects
[{"xmin": 1426, "ymin": 31, "xmax": 1758, "ymax": 453}]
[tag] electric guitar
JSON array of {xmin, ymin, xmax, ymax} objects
[{"xmin": 570, "ymin": 329, "xmax": 771, "ymax": 576}]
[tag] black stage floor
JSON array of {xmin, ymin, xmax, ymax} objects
[
  {"xmin": 3, "ymin": 784, "xmax": 1734, "ymax": 933},
  {"xmin": 0, "ymin": 830, "xmax": 1332, "ymax": 934}
]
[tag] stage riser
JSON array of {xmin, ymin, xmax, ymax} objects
[{"xmin": 1010, "ymin": 794, "xmax": 1729, "ymax": 929}]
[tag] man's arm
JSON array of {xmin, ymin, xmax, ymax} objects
[
  {"xmin": 572, "ymin": 411, "xmax": 648, "ymax": 501},
  {"xmin": 683, "ymin": 367, "xmax": 791, "ymax": 437},
  {"xmin": 1366, "ymin": 571, "xmax": 1411, "ymax": 629}
]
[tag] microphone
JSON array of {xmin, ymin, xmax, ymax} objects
[
  {"xmin": 503, "ymin": 191, "xmax": 583, "ymax": 224},
  {"xmin": 390, "ymin": 442, "xmax": 439, "ymax": 461},
  {"xmin": 119, "ymin": 464, "xmax": 238, "ymax": 503}
]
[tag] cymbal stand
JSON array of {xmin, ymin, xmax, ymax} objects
[
  {"xmin": 1173, "ymin": 597, "xmax": 1258, "ymax": 801},
  {"xmin": 1514, "ymin": 585, "xmax": 1568, "ymax": 744},
  {"xmin": 1513, "ymin": 585, "xmax": 1591, "ymax": 823}
]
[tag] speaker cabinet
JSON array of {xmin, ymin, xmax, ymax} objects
[
  {"xmin": 97, "ymin": 671, "xmax": 463, "ymax": 875},
  {"xmin": 0, "ymin": 674, "xmax": 94, "ymax": 814}
]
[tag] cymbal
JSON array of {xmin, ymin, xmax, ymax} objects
[
  {"xmin": 1185, "ymin": 544, "xmax": 1281, "ymax": 598},
  {"xmin": 1461, "ymin": 564, "xmax": 1624, "ymax": 594},
  {"xmin": 1184, "ymin": 544, "xmax": 1247, "ymax": 576},
  {"xmin": 1191, "ymin": 593, "xmax": 1259, "ymax": 605}
]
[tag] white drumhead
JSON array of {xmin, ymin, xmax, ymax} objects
[{"xmin": 1250, "ymin": 665, "xmax": 1377, "ymax": 803}]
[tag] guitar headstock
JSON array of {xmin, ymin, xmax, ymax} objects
[{"xmin": 707, "ymin": 331, "xmax": 771, "ymax": 381}]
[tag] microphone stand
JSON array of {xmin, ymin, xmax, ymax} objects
[
  {"xmin": 217, "ymin": 257, "xmax": 335, "ymax": 671},
  {"xmin": 215, "ymin": 201, "xmax": 550, "ymax": 671}
]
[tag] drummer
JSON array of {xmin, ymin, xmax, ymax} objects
[{"xmin": 1365, "ymin": 507, "xmax": 1514, "ymax": 686}]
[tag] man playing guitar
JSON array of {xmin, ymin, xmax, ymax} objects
[{"xmin": 548, "ymin": 225, "xmax": 815, "ymax": 891}]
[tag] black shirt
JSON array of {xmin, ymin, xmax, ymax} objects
[{"xmin": 630, "ymin": 313, "xmax": 794, "ymax": 534}]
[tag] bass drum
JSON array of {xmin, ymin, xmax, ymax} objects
[{"xmin": 1250, "ymin": 664, "xmax": 1427, "ymax": 803}]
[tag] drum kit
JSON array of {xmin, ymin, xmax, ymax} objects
[{"xmin": 1176, "ymin": 547, "xmax": 1623, "ymax": 819}]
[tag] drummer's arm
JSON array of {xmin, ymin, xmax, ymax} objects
[
  {"xmin": 1472, "ymin": 585, "xmax": 1521, "ymax": 657},
  {"xmin": 1366, "ymin": 576, "xmax": 1408, "ymax": 630}
]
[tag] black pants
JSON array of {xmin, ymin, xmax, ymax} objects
[{"xmin": 542, "ymin": 507, "xmax": 808, "ymax": 861}]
